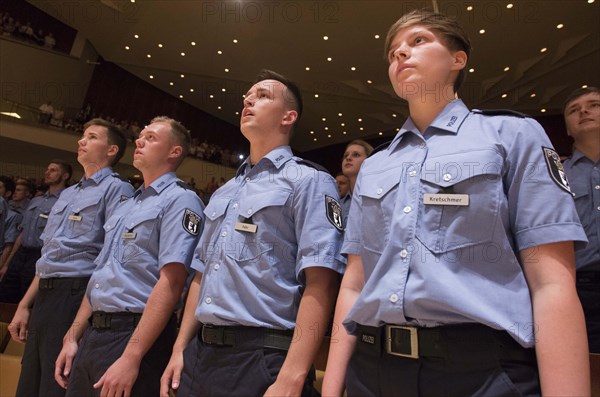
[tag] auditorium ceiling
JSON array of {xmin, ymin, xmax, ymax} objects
[{"xmin": 27, "ymin": 0, "xmax": 600, "ymax": 152}]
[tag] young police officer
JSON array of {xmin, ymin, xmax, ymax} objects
[
  {"xmin": 9, "ymin": 119, "xmax": 134, "ymax": 397},
  {"xmin": 55, "ymin": 116, "xmax": 203, "ymax": 397},
  {"xmin": 562, "ymin": 86, "xmax": 600, "ymax": 354},
  {"xmin": 323, "ymin": 9, "xmax": 590, "ymax": 397},
  {"xmin": 160, "ymin": 70, "xmax": 344, "ymax": 397}
]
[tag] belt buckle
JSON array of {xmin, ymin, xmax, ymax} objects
[
  {"xmin": 202, "ymin": 325, "xmax": 225, "ymax": 345},
  {"xmin": 386, "ymin": 325, "xmax": 419, "ymax": 359}
]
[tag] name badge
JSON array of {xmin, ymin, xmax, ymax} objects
[
  {"xmin": 122, "ymin": 232, "xmax": 137, "ymax": 239},
  {"xmin": 235, "ymin": 222, "xmax": 258, "ymax": 233},
  {"xmin": 423, "ymin": 194, "xmax": 469, "ymax": 206},
  {"xmin": 68, "ymin": 214, "xmax": 82, "ymax": 222},
  {"xmin": 39, "ymin": 213, "xmax": 49, "ymax": 219}
]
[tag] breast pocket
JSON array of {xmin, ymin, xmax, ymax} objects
[
  {"xmin": 358, "ymin": 168, "xmax": 401, "ymax": 255},
  {"xmin": 64, "ymin": 195, "xmax": 102, "ymax": 238},
  {"xmin": 416, "ymin": 150, "xmax": 503, "ymax": 254},
  {"xmin": 116, "ymin": 208, "xmax": 161, "ymax": 262},
  {"xmin": 227, "ymin": 189, "xmax": 291, "ymax": 263},
  {"xmin": 571, "ymin": 181, "xmax": 589, "ymax": 227},
  {"xmin": 41, "ymin": 199, "xmax": 68, "ymax": 239}
]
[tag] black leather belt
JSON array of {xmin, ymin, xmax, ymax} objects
[
  {"xmin": 199, "ymin": 324, "xmax": 293, "ymax": 351},
  {"xmin": 357, "ymin": 323, "xmax": 535, "ymax": 361},
  {"xmin": 91, "ymin": 311, "xmax": 142, "ymax": 330},
  {"xmin": 39, "ymin": 277, "xmax": 90, "ymax": 291}
]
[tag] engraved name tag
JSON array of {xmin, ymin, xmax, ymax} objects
[
  {"xmin": 423, "ymin": 194, "xmax": 469, "ymax": 206},
  {"xmin": 235, "ymin": 222, "xmax": 258, "ymax": 233}
]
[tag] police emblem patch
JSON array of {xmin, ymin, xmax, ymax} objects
[
  {"xmin": 182, "ymin": 208, "xmax": 201, "ymax": 236},
  {"xmin": 542, "ymin": 147, "xmax": 571, "ymax": 193},
  {"xmin": 325, "ymin": 195, "xmax": 344, "ymax": 231}
]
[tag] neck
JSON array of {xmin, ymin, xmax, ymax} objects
[
  {"xmin": 142, "ymin": 167, "xmax": 173, "ymax": 188},
  {"xmin": 83, "ymin": 163, "xmax": 110, "ymax": 179},
  {"xmin": 47, "ymin": 184, "xmax": 64, "ymax": 194},
  {"xmin": 249, "ymin": 140, "xmax": 287, "ymax": 166},
  {"xmin": 349, "ymin": 176, "xmax": 358, "ymax": 193},
  {"xmin": 406, "ymin": 87, "xmax": 455, "ymax": 133},
  {"xmin": 574, "ymin": 138, "xmax": 600, "ymax": 162}
]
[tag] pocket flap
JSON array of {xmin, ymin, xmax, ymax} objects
[
  {"xmin": 420, "ymin": 150, "xmax": 503, "ymax": 187},
  {"xmin": 204, "ymin": 198, "xmax": 230, "ymax": 221},
  {"xmin": 238, "ymin": 189, "xmax": 290, "ymax": 217}
]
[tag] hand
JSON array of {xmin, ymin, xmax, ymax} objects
[
  {"xmin": 8, "ymin": 305, "xmax": 31, "ymax": 343},
  {"xmin": 55, "ymin": 338, "xmax": 79, "ymax": 389},
  {"xmin": 160, "ymin": 350, "xmax": 185, "ymax": 397},
  {"xmin": 94, "ymin": 355, "xmax": 141, "ymax": 397}
]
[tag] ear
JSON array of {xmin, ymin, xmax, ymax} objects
[
  {"xmin": 169, "ymin": 145, "xmax": 183, "ymax": 161},
  {"xmin": 107, "ymin": 144, "xmax": 119, "ymax": 158},
  {"xmin": 451, "ymin": 50, "xmax": 467, "ymax": 71},
  {"xmin": 281, "ymin": 109, "xmax": 298, "ymax": 126}
]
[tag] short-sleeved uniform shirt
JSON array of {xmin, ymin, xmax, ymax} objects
[
  {"xmin": 563, "ymin": 150, "xmax": 600, "ymax": 272},
  {"xmin": 194, "ymin": 146, "xmax": 345, "ymax": 330},
  {"xmin": 35, "ymin": 167, "xmax": 134, "ymax": 278},
  {"xmin": 342, "ymin": 100, "xmax": 587, "ymax": 348},
  {"xmin": 19, "ymin": 190, "xmax": 63, "ymax": 248},
  {"xmin": 87, "ymin": 172, "xmax": 204, "ymax": 313},
  {"xmin": 1, "ymin": 208, "xmax": 22, "ymax": 253}
]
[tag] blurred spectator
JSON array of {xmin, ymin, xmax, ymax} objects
[
  {"xmin": 38, "ymin": 100, "xmax": 53, "ymax": 124},
  {"xmin": 9, "ymin": 179, "xmax": 33, "ymax": 214},
  {"xmin": 43, "ymin": 31, "xmax": 55, "ymax": 49}
]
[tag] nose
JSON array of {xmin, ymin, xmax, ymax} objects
[
  {"xmin": 392, "ymin": 45, "xmax": 408, "ymax": 61},
  {"xmin": 243, "ymin": 95, "xmax": 255, "ymax": 108},
  {"xmin": 135, "ymin": 137, "xmax": 144, "ymax": 147},
  {"xmin": 78, "ymin": 137, "xmax": 85, "ymax": 146}
]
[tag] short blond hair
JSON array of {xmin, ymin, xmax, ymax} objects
[{"xmin": 150, "ymin": 116, "xmax": 191, "ymax": 161}]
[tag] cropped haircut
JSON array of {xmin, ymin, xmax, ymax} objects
[
  {"xmin": 84, "ymin": 118, "xmax": 127, "ymax": 166},
  {"xmin": 0, "ymin": 175, "xmax": 16, "ymax": 196},
  {"xmin": 563, "ymin": 86, "xmax": 600, "ymax": 114},
  {"xmin": 150, "ymin": 116, "xmax": 191, "ymax": 162},
  {"xmin": 48, "ymin": 159, "xmax": 73, "ymax": 182},
  {"xmin": 254, "ymin": 69, "xmax": 303, "ymax": 119},
  {"xmin": 385, "ymin": 9, "xmax": 472, "ymax": 93}
]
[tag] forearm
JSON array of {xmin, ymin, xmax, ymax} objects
[
  {"xmin": 18, "ymin": 276, "xmax": 40, "ymax": 309},
  {"xmin": 172, "ymin": 272, "xmax": 203, "ymax": 354},
  {"xmin": 533, "ymin": 284, "xmax": 590, "ymax": 396},
  {"xmin": 0, "ymin": 243, "xmax": 13, "ymax": 268},
  {"xmin": 64, "ymin": 296, "xmax": 92, "ymax": 343}
]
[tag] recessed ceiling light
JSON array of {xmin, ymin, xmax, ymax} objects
[
  {"xmin": 180, "ymin": 74, "xmax": 185, "ymax": 78},
  {"xmin": 541, "ymin": 108, "xmax": 547, "ymax": 113},
  {"xmin": 359, "ymin": 127, "xmax": 364, "ymax": 131},
  {"xmin": 582, "ymin": 84, "xmax": 588, "ymax": 88},
  {"xmin": 323, "ymin": 36, "xmax": 329, "ymax": 40},
  {"xmin": 315, "ymin": 94, "xmax": 319, "ymax": 98},
  {"xmin": 327, "ymin": 134, "xmax": 332, "ymax": 138},
  {"xmin": 222, "ymin": 88, "xmax": 226, "ymax": 92},
  {"xmin": 158, "ymin": 44, "xmax": 163, "ymax": 48},
  {"xmin": 324, "ymin": 127, "xmax": 329, "ymax": 131},
  {"xmin": 181, "ymin": 52, "xmax": 186, "ymax": 56},
  {"xmin": 378, "ymin": 132, "xmax": 383, "ymax": 136},
  {"xmin": 218, "ymin": 106, "xmax": 222, "ymax": 110},
  {"xmin": 469, "ymin": 68, "xmax": 475, "ymax": 73},
  {"xmin": 358, "ymin": 118, "xmax": 363, "ymax": 122},
  {"xmin": 169, "ymin": 82, "xmax": 174, "ymax": 86},
  {"xmin": 235, "ymin": 111, "xmax": 239, "ymax": 115},
  {"xmin": 504, "ymin": 66, "xmax": 510, "ymax": 72},
  {"xmin": 530, "ymin": 93, "xmax": 536, "ymax": 98},
  {"xmin": 327, "ymin": 57, "xmax": 332, "ymax": 62},
  {"xmin": 343, "ymin": 131, "xmax": 347, "ymax": 135},
  {"xmin": 392, "ymin": 113, "xmax": 397, "ymax": 118},
  {"xmin": 367, "ymin": 80, "xmax": 372, "ymax": 84},
  {"xmin": 501, "ymin": 93, "xmax": 508, "ymax": 98},
  {"xmin": 588, "ymin": 0, "xmax": 595, "ymax": 3},
  {"xmin": 125, "ymin": 46, "xmax": 130, "ymax": 50},
  {"xmin": 467, "ymin": 6, "xmax": 473, "ymax": 11},
  {"xmin": 310, "ymin": 131, "xmax": 315, "ymax": 134},
  {"xmin": 209, "ymin": 94, "xmax": 214, "ymax": 99},
  {"xmin": 191, "ymin": 41, "xmax": 196, "ymax": 46},
  {"xmin": 540, "ymin": 47, "xmax": 547, "ymax": 53},
  {"xmin": 134, "ymin": 34, "xmax": 139, "ymax": 39},
  {"xmin": 351, "ymin": 67, "xmax": 356, "ymax": 71},
  {"xmin": 313, "ymin": 138, "xmax": 317, "ymax": 141},
  {"xmin": 149, "ymin": 75, "xmax": 154, "ymax": 79},
  {"xmin": 179, "ymin": 95, "xmax": 183, "ymax": 99},
  {"xmin": 396, "ymin": 128, "xmax": 400, "ymax": 131},
  {"xmin": 374, "ymin": 34, "xmax": 380, "ymax": 39},
  {"xmin": 556, "ymin": 23, "xmax": 564, "ymax": 29},
  {"xmin": 341, "ymin": 123, "xmax": 345, "ymax": 127},
  {"xmin": 146, "ymin": 54, "xmax": 151, "ymax": 58},
  {"xmin": 506, "ymin": 3, "xmax": 514, "ymax": 8},
  {"xmin": 479, "ymin": 29, "xmax": 486, "ymax": 34},
  {"xmin": 305, "ymin": 67, "xmax": 310, "ymax": 71},
  {"xmin": 322, "ymin": 117, "xmax": 327, "ymax": 121},
  {"xmin": 338, "ymin": 113, "xmax": 343, "ymax": 117},
  {"xmin": 217, "ymin": 50, "xmax": 223, "ymax": 55},
  {"xmin": 233, "ymin": 39, "xmax": 238, "ymax": 43},
  {"xmin": 224, "ymin": 68, "xmax": 229, "ymax": 72},
  {"xmin": 190, "ymin": 88, "xmax": 194, "ymax": 92}
]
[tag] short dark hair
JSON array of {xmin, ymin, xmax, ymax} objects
[
  {"xmin": 254, "ymin": 69, "xmax": 303, "ymax": 119},
  {"xmin": 0, "ymin": 175, "xmax": 15, "ymax": 197},
  {"xmin": 563, "ymin": 86, "xmax": 600, "ymax": 114},
  {"xmin": 15, "ymin": 179, "xmax": 35, "ymax": 196},
  {"xmin": 149, "ymin": 116, "xmax": 191, "ymax": 165},
  {"xmin": 49, "ymin": 159, "xmax": 73, "ymax": 181},
  {"xmin": 83, "ymin": 118, "xmax": 127, "ymax": 166}
]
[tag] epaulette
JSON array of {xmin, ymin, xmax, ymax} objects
[
  {"xmin": 177, "ymin": 180, "xmax": 194, "ymax": 190},
  {"xmin": 472, "ymin": 109, "xmax": 530, "ymax": 118},
  {"xmin": 111, "ymin": 172, "xmax": 129, "ymax": 182},
  {"xmin": 371, "ymin": 140, "xmax": 393, "ymax": 156},
  {"xmin": 294, "ymin": 158, "xmax": 330, "ymax": 174}
]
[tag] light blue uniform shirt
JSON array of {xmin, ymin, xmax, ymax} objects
[
  {"xmin": 19, "ymin": 189, "xmax": 63, "ymax": 248},
  {"xmin": 88, "ymin": 172, "xmax": 204, "ymax": 313},
  {"xmin": 194, "ymin": 146, "xmax": 345, "ymax": 330},
  {"xmin": 563, "ymin": 150, "xmax": 600, "ymax": 271},
  {"xmin": 342, "ymin": 100, "xmax": 587, "ymax": 347},
  {"xmin": 2, "ymin": 208, "xmax": 22, "ymax": 251},
  {"xmin": 35, "ymin": 168, "xmax": 134, "ymax": 278},
  {"xmin": 340, "ymin": 193, "xmax": 352, "ymax": 228}
]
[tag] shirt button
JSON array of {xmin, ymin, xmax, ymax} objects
[
  {"xmin": 245, "ymin": 177, "xmax": 251, "ymax": 182},
  {"xmin": 419, "ymin": 143, "xmax": 426, "ymax": 149},
  {"xmin": 443, "ymin": 174, "xmax": 452, "ymax": 182},
  {"xmin": 247, "ymin": 209, "xmax": 253, "ymax": 215},
  {"xmin": 137, "ymin": 200, "xmax": 141, "ymax": 204},
  {"xmin": 595, "ymin": 185, "xmax": 600, "ymax": 190},
  {"xmin": 390, "ymin": 293, "xmax": 399, "ymax": 303},
  {"xmin": 211, "ymin": 212, "xmax": 216, "ymax": 217},
  {"xmin": 403, "ymin": 206, "xmax": 412, "ymax": 214},
  {"xmin": 376, "ymin": 188, "xmax": 383, "ymax": 195},
  {"xmin": 597, "ymin": 206, "xmax": 600, "ymax": 211},
  {"xmin": 232, "ymin": 203, "xmax": 238, "ymax": 209},
  {"xmin": 409, "ymin": 170, "xmax": 417, "ymax": 177},
  {"xmin": 95, "ymin": 283, "xmax": 100, "ymax": 289},
  {"xmin": 221, "ymin": 231, "xmax": 227, "ymax": 237},
  {"xmin": 213, "ymin": 263, "xmax": 220, "ymax": 270},
  {"xmin": 400, "ymin": 249, "xmax": 408, "ymax": 258},
  {"xmin": 205, "ymin": 297, "xmax": 212, "ymax": 304}
]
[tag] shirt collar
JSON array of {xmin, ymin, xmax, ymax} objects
[
  {"xmin": 569, "ymin": 149, "xmax": 595, "ymax": 165},
  {"xmin": 77, "ymin": 167, "xmax": 112, "ymax": 188},
  {"xmin": 236, "ymin": 146, "xmax": 293, "ymax": 177},
  {"xmin": 386, "ymin": 99, "xmax": 470, "ymax": 154},
  {"xmin": 134, "ymin": 172, "xmax": 177, "ymax": 198}
]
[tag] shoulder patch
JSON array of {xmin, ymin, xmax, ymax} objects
[
  {"xmin": 294, "ymin": 158, "xmax": 330, "ymax": 174},
  {"xmin": 543, "ymin": 147, "xmax": 571, "ymax": 194},
  {"xmin": 325, "ymin": 195, "xmax": 344, "ymax": 232},
  {"xmin": 472, "ymin": 109, "xmax": 530, "ymax": 118},
  {"xmin": 182, "ymin": 208, "xmax": 201, "ymax": 236}
]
